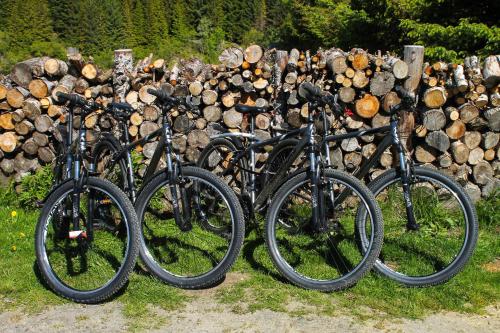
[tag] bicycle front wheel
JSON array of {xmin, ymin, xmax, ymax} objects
[
  {"xmin": 356, "ymin": 166, "xmax": 478, "ymax": 286},
  {"xmin": 265, "ymin": 169, "xmax": 383, "ymax": 291},
  {"xmin": 136, "ymin": 166, "xmax": 245, "ymax": 288},
  {"xmin": 35, "ymin": 177, "xmax": 140, "ymax": 303}
]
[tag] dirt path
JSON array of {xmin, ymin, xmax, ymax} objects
[{"xmin": 1, "ymin": 297, "xmax": 498, "ymax": 333}]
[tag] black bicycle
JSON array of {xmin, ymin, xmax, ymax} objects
[
  {"xmin": 91, "ymin": 89, "xmax": 245, "ymax": 289},
  {"xmin": 291, "ymin": 83, "xmax": 478, "ymax": 287},
  {"xmin": 262, "ymin": 84, "xmax": 384, "ymax": 291},
  {"xmin": 35, "ymin": 93, "xmax": 140, "ymax": 303}
]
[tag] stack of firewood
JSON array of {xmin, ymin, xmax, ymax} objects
[{"xmin": 0, "ymin": 46, "xmax": 498, "ymax": 199}]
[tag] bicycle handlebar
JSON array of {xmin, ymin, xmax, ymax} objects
[
  {"xmin": 147, "ymin": 88, "xmax": 199, "ymax": 113},
  {"xmin": 56, "ymin": 92, "xmax": 100, "ymax": 111},
  {"xmin": 300, "ymin": 82, "xmax": 343, "ymax": 115}
]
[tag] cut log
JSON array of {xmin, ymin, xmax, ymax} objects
[
  {"xmin": 15, "ymin": 120, "xmax": 34, "ymax": 136},
  {"xmin": 130, "ymin": 112, "xmax": 143, "ymax": 126},
  {"xmin": 44, "ymin": 58, "xmax": 68, "ymax": 77},
  {"xmin": 344, "ymin": 152, "xmax": 362, "ymax": 170},
  {"xmin": 128, "ymin": 125, "xmax": 138, "ymax": 137},
  {"xmin": 253, "ymin": 78, "xmax": 268, "ymax": 90},
  {"xmin": 172, "ymin": 135, "xmax": 187, "ymax": 153},
  {"xmin": 11, "ymin": 109, "xmax": 25, "ymax": 123},
  {"xmin": 482, "ymin": 132, "xmax": 499, "ymax": 150},
  {"xmin": 188, "ymin": 81, "xmax": 203, "ymax": 96},
  {"xmin": 451, "ymin": 141, "xmax": 470, "ymax": 164},
  {"xmin": 339, "ymin": 87, "xmax": 355, "ymax": 103},
  {"xmin": 458, "ymin": 103, "xmax": 479, "ymax": 123},
  {"xmin": 444, "ymin": 106, "xmax": 459, "ymax": 121},
  {"xmin": 32, "ymin": 132, "xmax": 49, "ymax": 147},
  {"xmin": 445, "ymin": 120, "xmax": 466, "ymax": 140},
  {"xmin": 340, "ymin": 134, "xmax": 360, "ymax": 152},
  {"xmin": 473, "ymin": 161, "xmax": 494, "ymax": 185},
  {"xmin": 423, "ymin": 86, "xmax": 447, "ymax": 108},
  {"xmin": 483, "ymin": 107, "xmax": 500, "ymax": 131},
  {"xmin": 0, "ymin": 159, "xmax": 15, "ymax": 174},
  {"xmin": 47, "ymin": 105, "xmax": 63, "ymax": 118},
  {"xmin": 287, "ymin": 108, "xmax": 302, "ymax": 128},
  {"xmin": 355, "ymin": 94, "xmax": 379, "ymax": 118},
  {"xmin": 0, "ymin": 113, "xmax": 15, "ymax": 130},
  {"xmin": 219, "ymin": 48, "xmax": 244, "ymax": 69},
  {"xmin": 221, "ymin": 92, "xmax": 237, "ymax": 108},
  {"xmin": 287, "ymin": 49, "xmax": 300, "ymax": 72},
  {"xmin": 202, "ymin": 90, "xmax": 218, "ymax": 105},
  {"xmin": 187, "ymin": 129, "xmax": 210, "ymax": 149},
  {"xmin": 0, "ymin": 132, "xmax": 18, "ymax": 153},
  {"xmin": 0, "ymin": 84, "xmax": 7, "ymax": 100},
  {"xmin": 438, "ymin": 153, "xmax": 453, "ymax": 168},
  {"xmin": 10, "ymin": 58, "xmax": 48, "ymax": 87},
  {"xmin": 468, "ymin": 147, "xmax": 484, "ymax": 165},
  {"xmin": 244, "ymin": 45, "xmax": 263, "ymax": 64},
  {"xmin": 425, "ymin": 130, "xmax": 450, "ymax": 152},
  {"xmin": 138, "ymin": 85, "xmax": 156, "ymax": 104},
  {"xmin": 483, "ymin": 55, "xmax": 500, "ymax": 88},
  {"xmin": 415, "ymin": 125, "xmax": 427, "ymax": 138},
  {"xmin": 143, "ymin": 105, "xmax": 159, "ymax": 122},
  {"xmin": 223, "ymin": 108, "xmax": 243, "ymax": 128},
  {"xmin": 22, "ymin": 138, "xmax": 39, "ymax": 155},
  {"xmin": 475, "ymin": 94, "xmax": 488, "ymax": 108},
  {"xmin": 361, "ymin": 143, "xmax": 377, "ymax": 159},
  {"xmin": 352, "ymin": 70, "xmax": 369, "ymax": 89},
  {"xmin": 422, "ymin": 108, "xmax": 446, "ymax": 131},
  {"xmin": 22, "ymin": 98, "xmax": 42, "ymax": 120},
  {"xmin": 385, "ymin": 56, "xmax": 408, "ymax": 79},
  {"xmin": 351, "ymin": 49, "xmax": 369, "ymax": 70},
  {"xmin": 284, "ymin": 71, "xmax": 298, "ymax": 85},
  {"xmin": 28, "ymin": 78, "xmax": 54, "ymax": 98},
  {"xmin": 484, "ymin": 149, "xmax": 496, "ymax": 161},
  {"xmin": 369, "ymin": 71, "xmax": 395, "ymax": 96},
  {"xmin": 82, "ymin": 63, "xmax": 98, "ymax": 81},
  {"xmin": 34, "ymin": 115, "xmax": 53, "ymax": 133},
  {"xmin": 381, "ymin": 91, "xmax": 401, "ymax": 113},
  {"xmin": 345, "ymin": 67, "xmax": 355, "ymax": 78},
  {"xmin": 464, "ymin": 131, "xmax": 482, "ymax": 150},
  {"xmin": 139, "ymin": 121, "xmax": 160, "ymax": 137},
  {"xmin": 326, "ymin": 49, "xmax": 347, "ymax": 74},
  {"xmin": 7, "ymin": 87, "xmax": 29, "ymax": 108},
  {"xmin": 203, "ymin": 105, "xmax": 222, "ymax": 122},
  {"xmin": 195, "ymin": 118, "xmax": 206, "ymax": 130},
  {"xmin": 415, "ymin": 144, "xmax": 437, "ymax": 163},
  {"xmin": 38, "ymin": 146, "xmax": 55, "ymax": 163},
  {"xmin": 255, "ymin": 113, "xmax": 270, "ymax": 130}
]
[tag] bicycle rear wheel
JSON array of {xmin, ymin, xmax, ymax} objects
[
  {"xmin": 35, "ymin": 177, "xmax": 140, "ymax": 303},
  {"xmin": 265, "ymin": 169, "xmax": 383, "ymax": 291},
  {"xmin": 355, "ymin": 166, "xmax": 478, "ymax": 286},
  {"xmin": 136, "ymin": 166, "xmax": 245, "ymax": 288}
]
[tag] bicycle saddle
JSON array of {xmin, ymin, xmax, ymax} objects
[
  {"xmin": 235, "ymin": 104, "xmax": 267, "ymax": 115},
  {"xmin": 109, "ymin": 102, "xmax": 134, "ymax": 113}
]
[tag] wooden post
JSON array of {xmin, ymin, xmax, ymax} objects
[
  {"xmin": 402, "ymin": 45, "xmax": 424, "ymax": 152},
  {"xmin": 113, "ymin": 49, "xmax": 133, "ymax": 103}
]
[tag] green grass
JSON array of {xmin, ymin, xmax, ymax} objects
[{"xmin": 0, "ymin": 191, "xmax": 498, "ymax": 329}]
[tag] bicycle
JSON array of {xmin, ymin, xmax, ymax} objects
[
  {"xmin": 91, "ymin": 89, "xmax": 245, "ymax": 289},
  {"xmin": 35, "ymin": 93, "xmax": 140, "ymax": 303},
  {"xmin": 263, "ymin": 84, "xmax": 384, "ymax": 291},
  {"xmin": 305, "ymin": 83, "xmax": 478, "ymax": 286}
]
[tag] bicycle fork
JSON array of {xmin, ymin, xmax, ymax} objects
[
  {"xmin": 391, "ymin": 121, "xmax": 419, "ymax": 231},
  {"xmin": 308, "ymin": 122, "xmax": 328, "ymax": 233}
]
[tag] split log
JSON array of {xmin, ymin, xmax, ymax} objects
[
  {"xmin": 0, "ymin": 84, "xmax": 7, "ymax": 100},
  {"xmin": 219, "ymin": 48, "xmax": 244, "ymax": 69},
  {"xmin": 139, "ymin": 121, "xmax": 160, "ymax": 137},
  {"xmin": 352, "ymin": 70, "xmax": 369, "ymax": 89},
  {"xmin": 15, "ymin": 120, "xmax": 34, "ymax": 136},
  {"xmin": 468, "ymin": 147, "xmax": 484, "ymax": 165},
  {"xmin": 464, "ymin": 131, "xmax": 482, "ymax": 150},
  {"xmin": 0, "ymin": 113, "xmax": 15, "ymax": 130},
  {"xmin": 415, "ymin": 145, "xmax": 437, "ymax": 163},
  {"xmin": 44, "ymin": 58, "xmax": 68, "ymax": 77},
  {"xmin": 483, "ymin": 55, "xmax": 500, "ymax": 88},
  {"xmin": 32, "ymin": 132, "xmax": 49, "ymax": 147},
  {"xmin": 221, "ymin": 92, "xmax": 236, "ymax": 108},
  {"xmin": 415, "ymin": 125, "xmax": 427, "ymax": 138},
  {"xmin": 458, "ymin": 103, "xmax": 479, "ymax": 123},
  {"xmin": 482, "ymin": 132, "xmax": 499, "ymax": 150},
  {"xmin": 453, "ymin": 65, "xmax": 468, "ymax": 92},
  {"xmin": 451, "ymin": 141, "xmax": 470, "ymax": 164},
  {"xmin": 355, "ymin": 94, "xmax": 379, "ymax": 118},
  {"xmin": 425, "ymin": 130, "xmax": 450, "ymax": 152},
  {"xmin": 445, "ymin": 120, "xmax": 466, "ymax": 140},
  {"xmin": 473, "ymin": 161, "xmax": 494, "ymax": 185},
  {"xmin": 7, "ymin": 87, "xmax": 29, "ymax": 108},
  {"xmin": 370, "ymin": 71, "xmax": 395, "ymax": 96},
  {"xmin": 287, "ymin": 49, "xmax": 300, "ymax": 72},
  {"xmin": 0, "ymin": 132, "xmax": 18, "ymax": 153},
  {"xmin": 361, "ymin": 143, "xmax": 377, "ymax": 159},
  {"xmin": 423, "ymin": 86, "xmax": 447, "ymax": 108},
  {"xmin": 34, "ymin": 115, "xmax": 53, "ymax": 133},
  {"xmin": 371, "ymin": 113, "xmax": 389, "ymax": 128},
  {"xmin": 187, "ymin": 130, "xmax": 210, "ymax": 149},
  {"xmin": 483, "ymin": 107, "xmax": 500, "ymax": 131},
  {"xmin": 422, "ymin": 108, "xmax": 446, "ymax": 131},
  {"xmin": 38, "ymin": 146, "xmax": 55, "ymax": 163},
  {"xmin": 381, "ymin": 91, "xmax": 401, "ymax": 113}
]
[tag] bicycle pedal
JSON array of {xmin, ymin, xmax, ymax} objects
[{"xmin": 69, "ymin": 230, "xmax": 87, "ymax": 239}]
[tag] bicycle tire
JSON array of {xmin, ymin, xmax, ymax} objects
[
  {"xmin": 265, "ymin": 169, "xmax": 383, "ymax": 291},
  {"xmin": 136, "ymin": 166, "xmax": 245, "ymax": 288},
  {"xmin": 355, "ymin": 166, "xmax": 478, "ymax": 286},
  {"xmin": 35, "ymin": 177, "xmax": 140, "ymax": 303}
]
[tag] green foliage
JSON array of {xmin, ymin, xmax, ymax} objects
[
  {"xmin": 476, "ymin": 189, "xmax": 500, "ymax": 227},
  {"xmin": 0, "ymin": 0, "xmax": 498, "ymax": 72},
  {"xmin": 18, "ymin": 165, "xmax": 54, "ymax": 210}
]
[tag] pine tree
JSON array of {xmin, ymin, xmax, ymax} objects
[
  {"xmin": 122, "ymin": 0, "xmax": 136, "ymax": 47},
  {"xmin": 133, "ymin": 0, "xmax": 148, "ymax": 47},
  {"xmin": 147, "ymin": 0, "xmax": 169, "ymax": 45},
  {"xmin": 170, "ymin": 0, "xmax": 196, "ymax": 42}
]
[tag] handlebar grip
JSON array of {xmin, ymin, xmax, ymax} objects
[
  {"xmin": 147, "ymin": 88, "xmax": 175, "ymax": 103},
  {"xmin": 394, "ymin": 86, "xmax": 416, "ymax": 103},
  {"xmin": 56, "ymin": 92, "xmax": 85, "ymax": 105}
]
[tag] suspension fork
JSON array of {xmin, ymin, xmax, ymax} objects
[
  {"xmin": 122, "ymin": 126, "xmax": 137, "ymax": 202},
  {"xmin": 308, "ymin": 116, "xmax": 326, "ymax": 232},
  {"xmin": 321, "ymin": 110, "xmax": 336, "ymax": 210},
  {"xmin": 163, "ymin": 120, "xmax": 192, "ymax": 231},
  {"xmin": 249, "ymin": 115, "xmax": 257, "ymax": 205},
  {"xmin": 391, "ymin": 120, "xmax": 419, "ymax": 231}
]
